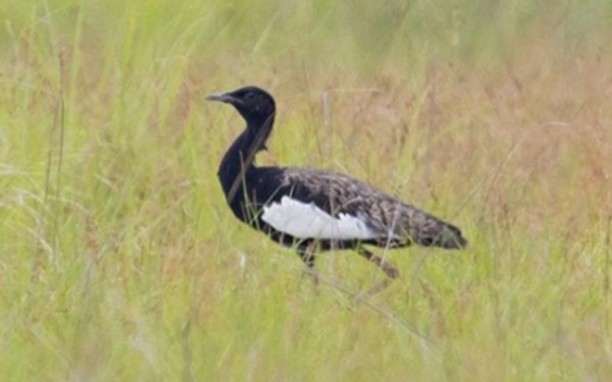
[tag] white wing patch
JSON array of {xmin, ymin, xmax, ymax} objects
[{"xmin": 261, "ymin": 196, "xmax": 380, "ymax": 240}]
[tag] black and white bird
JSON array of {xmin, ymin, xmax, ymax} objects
[{"xmin": 207, "ymin": 86, "xmax": 466, "ymax": 279}]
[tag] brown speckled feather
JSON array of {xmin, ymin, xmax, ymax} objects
[{"xmin": 282, "ymin": 167, "xmax": 466, "ymax": 249}]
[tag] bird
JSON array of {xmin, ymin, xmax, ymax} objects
[{"xmin": 207, "ymin": 86, "xmax": 467, "ymax": 280}]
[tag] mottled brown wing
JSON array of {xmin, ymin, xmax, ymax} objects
[{"xmin": 282, "ymin": 167, "xmax": 467, "ymax": 249}]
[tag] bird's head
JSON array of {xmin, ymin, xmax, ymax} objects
[{"xmin": 206, "ymin": 86, "xmax": 276, "ymax": 127}]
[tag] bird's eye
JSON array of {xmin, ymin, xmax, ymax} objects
[{"xmin": 245, "ymin": 92, "xmax": 255, "ymax": 100}]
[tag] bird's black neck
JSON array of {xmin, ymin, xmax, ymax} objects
[{"xmin": 217, "ymin": 116, "xmax": 274, "ymax": 204}]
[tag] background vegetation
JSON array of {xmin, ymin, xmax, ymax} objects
[{"xmin": 1, "ymin": 0, "xmax": 611, "ymax": 380}]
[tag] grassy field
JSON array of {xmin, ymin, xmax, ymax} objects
[{"xmin": 1, "ymin": 0, "xmax": 611, "ymax": 380}]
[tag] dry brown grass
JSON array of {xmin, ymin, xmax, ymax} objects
[{"xmin": 1, "ymin": 1, "xmax": 611, "ymax": 380}]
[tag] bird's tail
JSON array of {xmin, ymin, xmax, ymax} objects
[
  {"xmin": 421, "ymin": 220, "xmax": 467, "ymax": 249},
  {"xmin": 400, "ymin": 208, "xmax": 468, "ymax": 249}
]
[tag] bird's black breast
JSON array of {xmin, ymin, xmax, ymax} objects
[{"xmin": 220, "ymin": 166, "xmax": 287, "ymax": 226}]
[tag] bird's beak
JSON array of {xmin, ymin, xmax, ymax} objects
[{"xmin": 206, "ymin": 92, "xmax": 236, "ymax": 104}]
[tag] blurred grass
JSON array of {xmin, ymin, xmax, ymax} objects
[{"xmin": 1, "ymin": 0, "xmax": 611, "ymax": 381}]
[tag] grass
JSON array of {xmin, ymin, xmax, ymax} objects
[{"xmin": 1, "ymin": 0, "xmax": 611, "ymax": 380}]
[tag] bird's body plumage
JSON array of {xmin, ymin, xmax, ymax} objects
[{"xmin": 209, "ymin": 86, "xmax": 466, "ymax": 279}]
